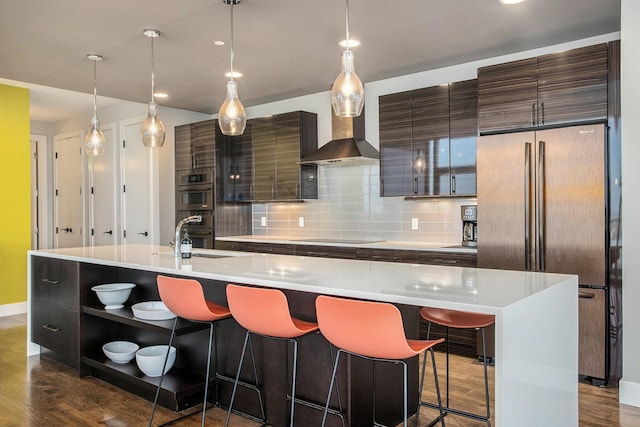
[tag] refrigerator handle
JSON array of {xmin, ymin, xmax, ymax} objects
[
  {"xmin": 524, "ymin": 142, "xmax": 532, "ymax": 271},
  {"xmin": 538, "ymin": 140, "xmax": 546, "ymax": 272}
]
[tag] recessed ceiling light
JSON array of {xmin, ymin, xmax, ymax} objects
[
  {"xmin": 153, "ymin": 92, "xmax": 168, "ymax": 98},
  {"xmin": 214, "ymin": 40, "xmax": 226, "ymax": 46},
  {"xmin": 500, "ymin": 0, "xmax": 525, "ymax": 4},
  {"xmin": 225, "ymin": 71, "xmax": 243, "ymax": 78},
  {"xmin": 339, "ymin": 39, "xmax": 361, "ymax": 48}
]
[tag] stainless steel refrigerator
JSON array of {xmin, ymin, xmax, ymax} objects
[{"xmin": 477, "ymin": 123, "xmax": 607, "ymax": 381}]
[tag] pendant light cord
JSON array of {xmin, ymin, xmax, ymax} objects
[
  {"xmin": 150, "ymin": 35, "xmax": 156, "ymax": 102},
  {"xmin": 345, "ymin": 0, "xmax": 351, "ymax": 52},
  {"xmin": 92, "ymin": 59, "xmax": 98, "ymax": 118},
  {"xmin": 230, "ymin": 1, "xmax": 235, "ymax": 81}
]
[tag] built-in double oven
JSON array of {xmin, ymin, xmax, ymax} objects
[{"xmin": 176, "ymin": 169, "xmax": 215, "ymax": 249}]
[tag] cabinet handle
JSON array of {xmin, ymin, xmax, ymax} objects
[
  {"xmin": 41, "ymin": 279, "xmax": 60, "ymax": 285},
  {"xmin": 433, "ymin": 259, "xmax": 458, "ymax": 264},
  {"xmin": 41, "ymin": 324, "xmax": 61, "ymax": 332},
  {"xmin": 451, "ymin": 172, "xmax": 456, "ymax": 194},
  {"xmin": 372, "ymin": 255, "xmax": 399, "ymax": 261},
  {"xmin": 305, "ymin": 251, "xmax": 328, "ymax": 256},
  {"xmin": 414, "ymin": 177, "xmax": 418, "ymax": 195},
  {"xmin": 531, "ymin": 103, "xmax": 536, "ymax": 126},
  {"xmin": 540, "ymin": 102, "xmax": 545, "ymax": 125},
  {"xmin": 578, "ymin": 292, "xmax": 595, "ymax": 299}
]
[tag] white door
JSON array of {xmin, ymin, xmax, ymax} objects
[
  {"xmin": 121, "ymin": 119, "xmax": 152, "ymax": 244},
  {"xmin": 89, "ymin": 124, "xmax": 118, "ymax": 246},
  {"xmin": 53, "ymin": 131, "xmax": 84, "ymax": 248}
]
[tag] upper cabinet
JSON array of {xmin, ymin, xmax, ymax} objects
[
  {"xmin": 379, "ymin": 79, "xmax": 477, "ymax": 197},
  {"xmin": 216, "ymin": 125, "xmax": 253, "ymax": 202},
  {"xmin": 251, "ymin": 111, "xmax": 318, "ymax": 201},
  {"xmin": 478, "ymin": 43, "xmax": 608, "ymax": 134},
  {"xmin": 175, "ymin": 120, "xmax": 216, "ymax": 171}
]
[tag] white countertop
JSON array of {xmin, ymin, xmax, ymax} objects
[
  {"xmin": 28, "ymin": 244, "xmax": 571, "ymax": 315},
  {"xmin": 216, "ymin": 235, "xmax": 477, "ymax": 253}
]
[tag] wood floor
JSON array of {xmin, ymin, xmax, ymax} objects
[{"xmin": 1, "ymin": 314, "xmax": 639, "ymax": 426}]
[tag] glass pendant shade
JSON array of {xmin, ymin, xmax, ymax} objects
[
  {"xmin": 85, "ymin": 116, "xmax": 106, "ymax": 156},
  {"xmin": 413, "ymin": 150, "xmax": 426, "ymax": 175},
  {"xmin": 218, "ymin": 80, "xmax": 246, "ymax": 136},
  {"xmin": 141, "ymin": 101, "xmax": 166, "ymax": 148},
  {"xmin": 331, "ymin": 50, "xmax": 365, "ymax": 117}
]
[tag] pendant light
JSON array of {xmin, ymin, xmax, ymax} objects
[
  {"xmin": 85, "ymin": 54, "xmax": 106, "ymax": 157},
  {"xmin": 218, "ymin": 0, "xmax": 247, "ymax": 136},
  {"xmin": 141, "ymin": 29, "xmax": 166, "ymax": 148},
  {"xmin": 331, "ymin": 0, "xmax": 365, "ymax": 117}
]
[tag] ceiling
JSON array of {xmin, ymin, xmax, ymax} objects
[{"xmin": 0, "ymin": 0, "xmax": 620, "ymax": 123}]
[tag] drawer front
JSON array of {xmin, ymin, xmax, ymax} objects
[
  {"xmin": 31, "ymin": 256, "xmax": 79, "ymax": 309},
  {"xmin": 31, "ymin": 301, "xmax": 79, "ymax": 366},
  {"xmin": 295, "ymin": 245, "xmax": 356, "ymax": 259},
  {"xmin": 356, "ymin": 248, "xmax": 419, "ymax": 263},
  {"xmin": 419, "ymin": 251, "xmax": 477, "ymax": 267}
]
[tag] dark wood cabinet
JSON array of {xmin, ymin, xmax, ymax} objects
[
  {"xmin": 251, "ymin": 111, "xmax": 318, "ymax": 201},
  {"xmin": 174, "ymin": 120, "xmax": 216, "ymax": 171},
  {"xmin": 31, "ymin": 256, "xmax": 80, "ymax": 368},
  {"xmin": 216, "ymin": 125, "xmax": 253, "ymax": 202},
  {"xmin": 478, "ymin": 43, "xmax": 608, "ymax": 134},
  {"xmin": 379, "ymin": 80, "xmax": 477, "ymax": 197},
  {"xmin": 355, "ymin": 247, "xmax": 419, "ymax": 263}
]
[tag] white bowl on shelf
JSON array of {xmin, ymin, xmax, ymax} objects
[
  {"xmin": 91, "ymin": 283, "xmax": 136, "ymax": 310},
  {"xmin": 135, "ymin": 345, "xmax": 176, "ymax": 377},
  {"xmin": 131, "ymin": 301, "xmax": 177, "ymax": 320},
  {"xmin": 102, "ymin": 340, "xmax": 139, "ymax": 364}
]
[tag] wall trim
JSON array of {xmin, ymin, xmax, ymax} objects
[
  {"xmin": 620, "ymin": 379, "xmax": 640, "ymax": 408},
  {"xmin": 0, "ymin": 302, "xmax": 27, "ymax": 317}
]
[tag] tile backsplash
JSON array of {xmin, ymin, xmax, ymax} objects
[{"xmin": 251, "ymin": 163, "xmax": 476, "ymax": 245}]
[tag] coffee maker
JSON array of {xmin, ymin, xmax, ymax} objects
[{"xmin": 461, "ymin": 205, "xmax": 477, "ymax": 247}]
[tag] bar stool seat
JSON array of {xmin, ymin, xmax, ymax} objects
[
  {"xmin": 149, "ymin": 275, "xmax": 232, "ymax": 427},
  {"xmin": 417, "ymin": 307, "xmax": 495, "ymax": 427},
  {"xmin": 316, "ymin": 295, "xmax": 446, "ymax": 427},
  {"xmin": 225, "ymin": 284, "xmax": 343, "ymax": 427}
]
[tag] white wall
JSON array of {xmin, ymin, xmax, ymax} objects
[
  {"xmin": 620, "ymin": 0, "xmax": 640, "ymax": 408},
  {"xmin": 53, "ymin": 100, "xmax": 210, "ymax": 244}
]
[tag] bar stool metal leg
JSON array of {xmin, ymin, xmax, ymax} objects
[{"xmin": 149, "ymin": 317, "xmax": 178, "ymax": 427}]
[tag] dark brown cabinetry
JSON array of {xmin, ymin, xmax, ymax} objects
[
  {"xmin": 251, "ymin": 111, "xmax": 318, "ymax": 201},
  {"xmin": 216, "ymin": 125, "xmax": 253, "ymax": 202},
  {"xmin": 31, "ymin": 256, "xmax": 80, "ymax": 368},
  {"xmin": 379, "ymin": 80, "xmax": 477, "ymax": 197},
  {"xmin": 174, "ymin": 120, "xmax": 216, "ymax": 171},
  {"xmin": 478, "ymin": 43, "xmax": 608, "ymax": 134}
]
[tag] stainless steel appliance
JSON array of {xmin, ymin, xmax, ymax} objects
[
  {"xmin": 176, "ymin": 170, "xmax": 214, "ymax": 248},
  {"xmin": 477, "ymin": 123, "xmax": 607, "ymax": 381},
  {"xmin": 461, "ymin": 205, "xmax": 477, "ymax": 247}
]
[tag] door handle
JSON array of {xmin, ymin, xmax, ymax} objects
[
  {"xmin": 524, "ymin": 142, "xmax": 532, "ymax": 271},
  {"xmin": 578, "ymin": 292, "xmax": 595, "ymax": 299},
  {"xmin": 138, "ymin": 231, "xmax": 148, "ymax": 237},
  {"xmin": 62, "ymin": 227, "xmax": 72, "ymax": 233},
  {"xmin": 103, "ymin": 230, "xmax": 113, "ymax": 235},
  {"xmin": 538, "ymin": 140, "xmax": 546, "ymax": 272}
]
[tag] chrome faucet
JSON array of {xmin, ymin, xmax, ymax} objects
[{"xmin": 174, "ymin": 215, "xmax": 202, "ymax": 257}]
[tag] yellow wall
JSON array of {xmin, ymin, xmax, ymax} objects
[{"xmin": 0, "ymin": 84, "xmax": 30, "ymax": 304}]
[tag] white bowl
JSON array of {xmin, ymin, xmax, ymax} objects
[
  {"xmin": 91, "ymin": 283, "xmax": 136, "ymax": 310},
  {"xmin": 136, "ymin": 345, "xmax": 176, "ymax": 377},
  {"xmin": 131, "ymin": 301, "xmax": 177, "ymax": 320},
  {"xmin": 102, "ymin": 340, "xmax": 139, "ymax": 364}
]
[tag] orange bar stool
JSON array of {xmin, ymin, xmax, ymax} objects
[
  {"xmin": 149, "ymin": 275, "xmax": 234, "ymax": 427},
  {"xmin": 417, "ymin": 307, "xmax": 495, "ymax": 426},
  {"xmin": 225, "ymin": 284, "xmax": 343, "ymax": 427},
  {"xmin": 315, "ymin": 295, "xmax": 446, "ymax": 427}
]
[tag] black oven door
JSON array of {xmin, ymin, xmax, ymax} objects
[{"xmin": 177, "ymin": 184, "xmax": 214, "ymax": 210}]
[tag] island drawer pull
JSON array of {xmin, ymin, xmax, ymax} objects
[
  {"xmin": 306, "ymin": 251, "xmax": 328, "ymax": 256},
  {"xmin": 41, "ymin": 324, "xmax": 61, "ymax": 332},
  {"xmin": 372, "ymin": 255, "xmax": 399, "ymax": 260},
  {"xmin": 578, "ymin": 292, "xmax": 595, "ymax": 299},
  {"xmin": 41, "ymin": 279, "xmax": 60, "ymax": 284},
  {"xmin": 433, "ymin": 259, "xmax": 458, "ymax": 264}
]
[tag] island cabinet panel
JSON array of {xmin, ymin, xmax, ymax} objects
[
  {"xmin": 478, "ymin": 43, "xmax": 609, "ymax": 134},
  {"xmin": 379, "ymin": 79, "xmax": 478, "ymax": 197},
  {"xmin": 31, "ymin": 256, "xmax": 80, "ymax": 368}
]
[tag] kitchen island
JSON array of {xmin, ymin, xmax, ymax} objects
[{"xmin": 27, "ymin": 244, "xmax": 578, "ymax": 426}]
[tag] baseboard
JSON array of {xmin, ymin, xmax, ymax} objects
[
  {"xmin": 620, "ymin": 379, "xmax": 640, "ymax": 408},
  {"xmin": 0, "ymin": 302, "xmax": 27, "ymax": 317}
]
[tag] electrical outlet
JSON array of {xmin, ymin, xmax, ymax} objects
[
  {"xmin": 411, "ymin": 218, "xmax": 419, "ymax": 230},
  {"xmin": 260, "ymin": 216, "xmax": 267, "ymax": 227},
  {"xmin": 298, "ymin": 216, "xmax": 305, "ymax": 227}
]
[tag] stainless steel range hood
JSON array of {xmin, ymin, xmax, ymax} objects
[{"xmin": 299, "ymin": 106, "xmax": 379, "ymax": 165}]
